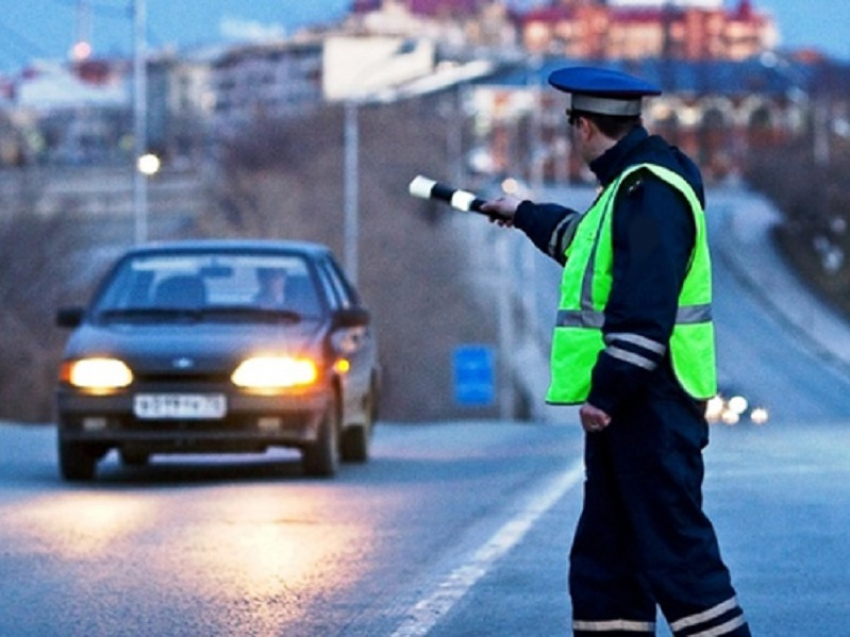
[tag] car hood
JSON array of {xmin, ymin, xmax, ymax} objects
[{"xmin": 63, "ymin": 320, "xmax": 328, "ymax": 371}]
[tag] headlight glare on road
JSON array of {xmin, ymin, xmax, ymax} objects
[
  {"xmin": 232, "ymin": 356, "xmax": 318, "ymax": 390},
  {"xmin": 62, "ymin": 357, "xmax": 133, "ymax": 391}
]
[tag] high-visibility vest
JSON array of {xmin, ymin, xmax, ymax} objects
[{"xmin": 546, "ymin": 163, "xmax": 717, "ymax": 405}]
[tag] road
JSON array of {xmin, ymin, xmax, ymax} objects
[
  {"xmin": 2, "ymin": 418, "xmax": 849, "ymax": 635},
  {"xmin": 1, "ymin": 186, "xmax": 850, "ymax": 635},
  {"xmin": 708, "ymin": 187, "xmax": 850, "ymax": 422},
  {"xmin": 0, "ymin": 419, "xmax": 584, "ymax": 636}
]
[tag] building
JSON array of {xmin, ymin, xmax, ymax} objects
[
  {"xmin": 147, "ymin": 49, "xmax": 218, "ymax": 162},
  {"xmin": 467, "ymin": 55, "xmax": 825, "ymax": 183},
  {"xmin": 210, "ymin": 40, "xmax": 324, "ymax": 137},
  {"xmin": 348, "ymin": 0, "xmax": 777, "ymax": 62},
  {"xmin": 5, "ymin": 60, "xmax": 130, "ymax": 167},
  {"xmin": 519, "ymin": 0, "xmax": 777, "ymax": 61}
]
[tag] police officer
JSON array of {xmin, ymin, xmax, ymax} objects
[{"xmin": 481, "ymin": 67, "xmax": 751, "ymax": 636}]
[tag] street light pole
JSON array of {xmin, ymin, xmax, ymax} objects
[
  {"xmin": 339, "ymin": 39, "xmax": 419, "ymax": 286},
  {"xmin": 132, "ymin": 0, "xmax": 148, "ymax": 245},
  {"xmin": 343, "ymin": 98, "xmax": 359, "ymax": 285}
]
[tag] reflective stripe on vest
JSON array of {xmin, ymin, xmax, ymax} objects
[
  {"xmin": 555, "ymin": 304, "xmax": 712, "ymax": 329},
  {"xmin": 546, "ymin": 163, "xmax": 717, "ymax": 405}
]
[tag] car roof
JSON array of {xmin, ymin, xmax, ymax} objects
[{"xmin": 121, "ymin": 239, "xmax": 333, "ymax": 259}]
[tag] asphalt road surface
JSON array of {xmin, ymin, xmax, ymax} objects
[
  {"xmin": 2, "ymin": 410, "xmax": 849, "ymax": 636},
  {"xmin": 0, "ymin": 419, "xmax": 584, "ymax": 636}
]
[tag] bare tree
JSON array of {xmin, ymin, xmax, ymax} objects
[
  {"xmin": 0, "ymin": 207, "xmax": 89, "ymax": 422},
  {"xmin": 195, "ymin": 97, "xmax": 501, "ymax": 421}
]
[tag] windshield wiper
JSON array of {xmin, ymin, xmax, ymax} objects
[
  {"xmin": 97, "ymin": 306, "xmax": 306, "ymax": 324},
  {"xmin": 184, "ymin": 305, "xmax": 304, "ymax": 323},
  {"xmin": 97, "ymin": 307, "xmax": 203, "ymax": 323}
]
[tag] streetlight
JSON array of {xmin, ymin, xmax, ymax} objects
[
  {"xmin": 132, "ymin": 0, "xmax": 148, "ymax": 244},
  {"xmin": 343, "ymin": 98, "xmax": 360, "ymax": 285},
  {"xmin": 137, "ymin": 152, "xmax": 160, "ymax": 176},
  {"xmin": 341, "ymin": 39, "xmax": 419, "ymax": 285}
]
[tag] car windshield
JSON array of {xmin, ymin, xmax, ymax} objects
[{"xmin": 92, "ymin": 251, "xmax": 323, "ymax": 322}]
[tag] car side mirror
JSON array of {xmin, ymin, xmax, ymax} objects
[
  {"xmin": 56, "ymin": 307, "xmax": 85, "ymax": 328},
  {"xmin": 333, "ymin": 307, "xmax": 370, "ymax": 329}
]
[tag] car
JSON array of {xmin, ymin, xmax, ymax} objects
[
  {"xmin": 55, "ymin": 239, "xmax": 380, "ymax": 481},
  {"xmin": 705, "ymin": 384, "xmax": 769, "ymax": 426}
]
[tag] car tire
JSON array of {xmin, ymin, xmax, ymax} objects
[
  {"xmin": 302, "ymin": 399, "xmax": 340, "ymax": 477},
  {"xmin": 341, "ymin": 425, "xmax": 368, "ymax": 463},
  {"xmin": 341, "ymin": 377, "xmax": 378, "ymax": 463},
  {"xmin": 58, "ymin": 439, "xmax": 98, "ymax": 482}
]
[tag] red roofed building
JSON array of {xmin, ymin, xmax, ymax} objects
[
  {"xmin": 519, "ymin": 0, "xmax": 777, "ymax": 61},
  {"xmin": 350, "ymin": 1, "xmax": 776, "ymax": 61}
]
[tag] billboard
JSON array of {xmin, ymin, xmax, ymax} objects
[{"xmin": 323, "ymin": 35, "xmax": 435, "ymax": 101}]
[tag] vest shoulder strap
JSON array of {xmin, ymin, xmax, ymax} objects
[{"xmin": 617, "ymin": 163, "xmax": 703, "ymax": 214}]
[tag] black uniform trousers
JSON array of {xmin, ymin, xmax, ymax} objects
[{"xmin": 568, "ymin": 390, "xmax": 751, "ymax": 636}]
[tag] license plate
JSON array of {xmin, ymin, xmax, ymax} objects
[{"xmin": 133, "ymin": 394, "xmax": 227, "ymax": 420}]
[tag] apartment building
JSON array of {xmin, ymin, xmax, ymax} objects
[{"xmin": 211, "ymin": 40, "xmax": 324, "ymax": 137}]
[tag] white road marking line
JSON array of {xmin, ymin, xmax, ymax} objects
[{"xmin": 389, "ymin": 459, "xmax": 585, "ymax": 637}]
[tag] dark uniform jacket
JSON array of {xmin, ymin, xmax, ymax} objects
[{"xmin": 514, "ymin": 125, "xmax": 706, "ymax": 417}]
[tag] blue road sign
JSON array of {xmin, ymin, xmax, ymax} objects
[{"xmin": 453, "ymin": 345, "xmax": 495, "ymax": 406}]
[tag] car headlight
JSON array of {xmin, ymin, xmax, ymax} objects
[
  {"xmin": 231, "ymin": 356, "xmax": 318, "ymax": 390},
  {"xmin": 61, "ymin": 357, "xmax": 133, "ymax": 391}
]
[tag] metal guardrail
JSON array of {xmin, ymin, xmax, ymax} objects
[{"xmin": 0, "ymin": 165, "xmax": 205, "ymax": 219}]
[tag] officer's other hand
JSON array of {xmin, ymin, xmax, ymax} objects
[
  {"xmin": 579, "ymin": 402, "xmax": 612, "ymax": 433},
  {"xmin": 480, "ymin": 195, "xmax": 521, "ymax": 227}
]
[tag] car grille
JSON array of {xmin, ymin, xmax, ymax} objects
[{"xmin": 133, "ymin": 371, "xmax": 231, "ymax": 384}]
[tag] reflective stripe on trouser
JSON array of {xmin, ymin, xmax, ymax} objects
[
  {"xmin": 569, "ymin": 392, "xmax": 749, "ymax": 637},
  {"xmin": 669, "ymin": 596, "xmax": 749, "ymax": 636},
  {"xmin": 573, "ymin": 618, "xmax": 655, "ymax": 634}
]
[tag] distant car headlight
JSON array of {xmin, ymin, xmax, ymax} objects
[
  {"xmin": 727, "ymin": 395, "xmax": 749, "ymax": 415},
  {"xmin": 705, "ymin": 395, "xmax": 725, "ymax": 421},
  {"xmin": 61, "ymin": 357, "xmax": 133, "ymax": 391},
  {"xmin": 750, "ymin": 407, "xmax": 770, "ymax": 425},
  {"xmin": 231, "ymin": 356, "xmax": 319, "ymax": 390}
]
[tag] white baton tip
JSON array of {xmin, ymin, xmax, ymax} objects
[
  {"xmin": 451, "ymin": 190, "xmax": 476, "ymax": 212},
  {"xmin": 409, "ymin": 175, "xmax": 437, "ymax": 200}
]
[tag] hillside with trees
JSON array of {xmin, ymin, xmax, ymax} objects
[{"xmin": 746, "ymin": 132, "xmax": 850, "ymax": 321}]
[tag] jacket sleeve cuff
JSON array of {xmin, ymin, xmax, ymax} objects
[
  {"xmin": 513, "ymin": 200, "xmax": 537, "ymax": 230},
  {"xmin": 587, "ymin": 353, "xmax": 647, "ymax": 416}
]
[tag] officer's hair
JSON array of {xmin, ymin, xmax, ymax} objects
[{"xmin": 573, "ymin": 111, "xmax": 641, "ymax": 140}]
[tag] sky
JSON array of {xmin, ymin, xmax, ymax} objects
[{"xmin": 0, "ymin": 0, "xmax": 848, "ymax": 73}]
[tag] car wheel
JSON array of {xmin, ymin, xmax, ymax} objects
[
  {"xmin": 341, "ymin": 377, "xmax": 378, "ymax": 463},
  {"xmin": 58, "ymin": 439, "xmax": 98, "ymax": 482},
  {"xmin": 341, "ymin": 425, "xmax": 368, "ymax": 463},
  {"xmin": 120, "ymin": 449, "xmax": 150, "ymax": 467},
  {"xmin": 302, "ymin": 399, "xmax": 340, "ymax": 477}
]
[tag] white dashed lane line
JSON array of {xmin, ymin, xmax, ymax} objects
[{"xmin": 389, "ymin": 459, "xmax": 585, "ymax": 637}]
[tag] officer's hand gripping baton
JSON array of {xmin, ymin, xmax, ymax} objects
[{"xmin": 408, "ymin": 175, "xmax": 506, "ymax": 220}]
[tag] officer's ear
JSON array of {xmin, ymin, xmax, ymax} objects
[{"xmin": 576, "ymin": 116, "xmax": 595, "ymax": 142}]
